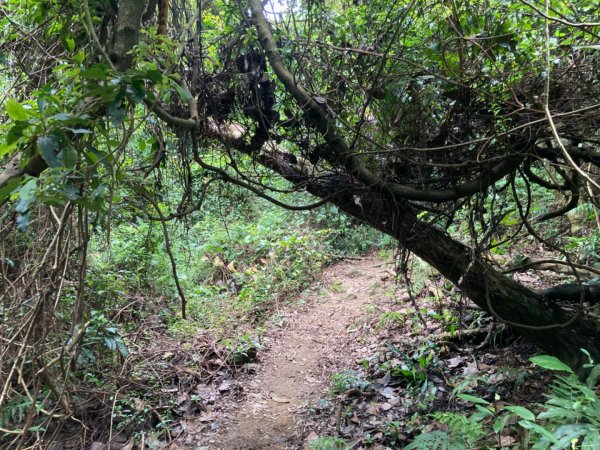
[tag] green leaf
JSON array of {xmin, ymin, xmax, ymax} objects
[
  {"xmin": 143, "ymin": 69, "xmax": 163, "ymax": 83},
  {"xmin": 6, "ymin": 121, "xmax": 30, "ymax": 146},
  {"xmin": 108, "ymin": 100, "xmax": 126, "ymax": 127},
  {"xmin": 72, "ymin": 50, "xmax": 85, "ymax": 65},
  {"xmin": 458, "ymin": 393, "xmax": 490, "ymax": 405},
  {"xmin": 0, "ymin": 140, "xmax": 16, "ymax": 159},
  {"xmin": 472, "ymin": 404, "xmax": 494, "ymax": 419},
  {"xmin": 81, "ymin": 64, "xmax": 110, "ymax": 80},
  {"xmin": 51, "ymin": 113, "xmax": 74, "ymax": 122},
  {"xmin": 16, "ymin": 212, "xmax": 31, "ymax": 232},
  {"xmin": 503, "ymin": 405, "xmax": 535, "ymax": 421},
  {"xmin": 61, "ymin": 145, "xmax": 78, "ymax": 169},
  {"xmin": 37, "ymin": 96, "xmax": 49, "ymax": 114},
  {"xmin": 582, "ymin": 430, "xmax": 600, "ymax": 449},
  {"xmin": 586, "ymin": 363, "xmax": 600, "ymax": 388},
  {"xmin": 173, "ymin": 82, "xmax": 193, "ymax": 102},
  {"xmin": 493, "ymin": 414, "xmax": 510, "ymax": 434},
  {"xmin": 15, "ymin": 179, "xmax": 37, "ymax": 213},
  {"xmin": 65, "ymin": 37, "xmax": 75, "ymax": 52},
  {"xmin": 66, "ymin": 128, "xmax": 92, "ymax": 134},
  {"xmin": 0, "ymin": 177, "xmax": 21, "ymax": 204},
  {"xmin": 37, "ymin": 135, "xmax": 61, "ymax": 168},
  {"xmin": 518, "ymin": 420, "xmax": 561, "ymax": 444},
  {"xmin": 128, "ymin": 79, "xmax": 147, "ymax": 102},
  {"xmin": 104, "ymin": 337, "xmax": 116, "ymax": 351},
  {"xmin": 116, "ymin": 340, "xmax": 129, "ymax": 357},
  {"xmin": 59, "ymin": 184, "xmax": 80, "ymax": 201},
  {"xmin": 6, "ymin": 99, "xmax": 29, "ymax": 121},
  {"xmin": 530, "ymin": 355, "xmax": 574, "ymax": 373}
]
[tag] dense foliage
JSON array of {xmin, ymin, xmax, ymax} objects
[{"xmin": 1, "ymin": 0, "xmax": 600, "ymax": 447}]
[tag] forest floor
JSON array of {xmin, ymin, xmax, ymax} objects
[
  {"xmin": 178, "ymin": 255, "xmax": 395, "ymax": 449},
  {"xmin": 46, "ymin": 253, "xmax": 559, "ymax": 450},
  {"xmin": 166, "ymin": 254, "xmax": 550, "ymax": 450}
]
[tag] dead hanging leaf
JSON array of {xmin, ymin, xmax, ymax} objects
[
  {"xmin": 375, "ymin": 372, "xmax": 391, "ymax": 386},
  {"xmin": 117, "ymin": 440, "xmax": 134, "ymax": 450},
  {"xmin": 397, "ymin": 291, "xmax": 411, "ymax": 302},
  {"xmin": 388, "ymin": 396, "xmax": 400, "ymax": 405},
  {"xmin": 227, "ymin": 261, "xmax": 236, "ymax": 272},
  {"xmin": 380, "ymin": 387, "xmax": 396, "ymax": 399},
  {"xmin": 499, "ymin": 435, "xmax": 517, "ymax": 446},
  {"xmin": 271, "ymin": 394, "xmax": 291, "ymax": 403},
  {"xmin": 145, "ymin": 432, "xmax": 161, "ymax": 448},
  {"xmin": 364, "ymin": 404, "xmax": 379, "ymax": 415},
  {"xmin": 305, "ymin": 432, "xmax": 319, "ymax": 444},
  {"xmin": 167, "ymin": 443, "xmax": 184, "ymax": 450}
]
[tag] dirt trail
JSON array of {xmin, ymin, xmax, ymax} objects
[{"xmin": 187, "ymin": 256, "xmax": 393, "ymax": 449}]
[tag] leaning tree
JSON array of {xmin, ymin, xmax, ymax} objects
[{"xmin": 2, "ymin": 0, "xmax": 600, "ymax": 440}]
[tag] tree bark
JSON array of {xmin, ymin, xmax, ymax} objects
[
  {"xmin": 111, "ymin": 0, "xmax": 149, "ymax": 71},
  {"xmin": 263, "ymin": 151, "xmax": 599, "ymax": 372}
]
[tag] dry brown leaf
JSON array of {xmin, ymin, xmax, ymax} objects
[
  {"xmin": 446, "ymin": 356, "xmax": 464, "ymax": 368},
  {"xmin": 499, "ymin": 435, "xmax": 517, "ymax": 446},
  {"xmin": 117, "ymin": 439, "xmax": 134, "ymax": 450},
  {"xmin": 271, "ymin": 394, "xmax": 291, "ymax": 403}
]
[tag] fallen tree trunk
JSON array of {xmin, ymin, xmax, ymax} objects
[
  {"xmin": 262, "ymin": 152, "xmax": 600, "ymax": 372},
  {"xmin": 323, "ymin": 177, "xmax": 599, "ymax": 371}
]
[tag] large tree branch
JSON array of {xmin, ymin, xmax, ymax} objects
[
  {"xmin": 247, "ymin": 0, "xmax": 526, "ymax": 203},
  {"xmin": 257, "ymin": 147, "xmax": 599, "ymax": 368}
]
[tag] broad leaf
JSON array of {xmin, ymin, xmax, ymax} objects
[
  {"xmin": 457, "ymin": 393, "xmax": 490, "ymax": 405},
  {"xmin": 530, "ymin": 355, "xmax": 574, "ymax": 373},
  {"xmin": 37, "ymin": 135, "xmax": 61, "ymax": 167},
  {"xmin": 15, "ymin": 178, "xmax": 37, "ymax": 213},
  {"xmin": 518, "ymin": 420, "xmax": 561, "ymax": 445},
  {"xmin": 81, "ymin": 64, "xmax": 110, "ymax": 80},
  {"xmin": 503, "ymin": 405, "xmax": 535, "ymax": 421},
  {"xmin": 6, "ymin": 99, "xmax": 29, "ymax": 121}
]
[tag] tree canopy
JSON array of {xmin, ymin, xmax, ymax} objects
[{"xmin": 2, "ymin": 0, "xmax": 600, "ymax": 444}]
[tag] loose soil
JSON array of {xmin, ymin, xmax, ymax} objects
[{"xmin": 181, "ymin": 256, "xmax": 395, "ymax": 449}]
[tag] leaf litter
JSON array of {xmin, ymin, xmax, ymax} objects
[{"xmin": 61, "ymin": 251, "xmax": 565, "ymax": 449}]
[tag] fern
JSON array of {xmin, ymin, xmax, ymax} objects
[
  {"xmin": 433, "ymin": 411, "xmax": 486, "ymax": 447},
  {"xmin": 309, "ymin": 436, "xmax": 347, "ymax": 450},
  {"xmin": 405, "ymin": 431, "xmax": 453, "ymax": 450},
  {"xmin": 405, "ymin": 411, "xmax": 486, "ymax": 450},
  {"xmin": 525, "ymin": 355, "xmax": 600, "ymax": 449}
]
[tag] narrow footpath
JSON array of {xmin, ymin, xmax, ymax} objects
[{"xmin": 182, "ymin": 256, "xmax": 393, "ymax": 449}]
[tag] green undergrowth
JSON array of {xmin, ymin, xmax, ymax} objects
[
  {"xmin": 88, "ymin": 187, "xmax": 391, "ymax": 342},
  {"xmin": 320, "ymin": 341, "xmax": 600, "ymax": 449},
  {"xmin": 51, "ymin": 181, "xmax": 393, "ymax": 445},
  {"xmin": 406, "ymin": 352, "xmax": 600, "ymax": 450}
]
